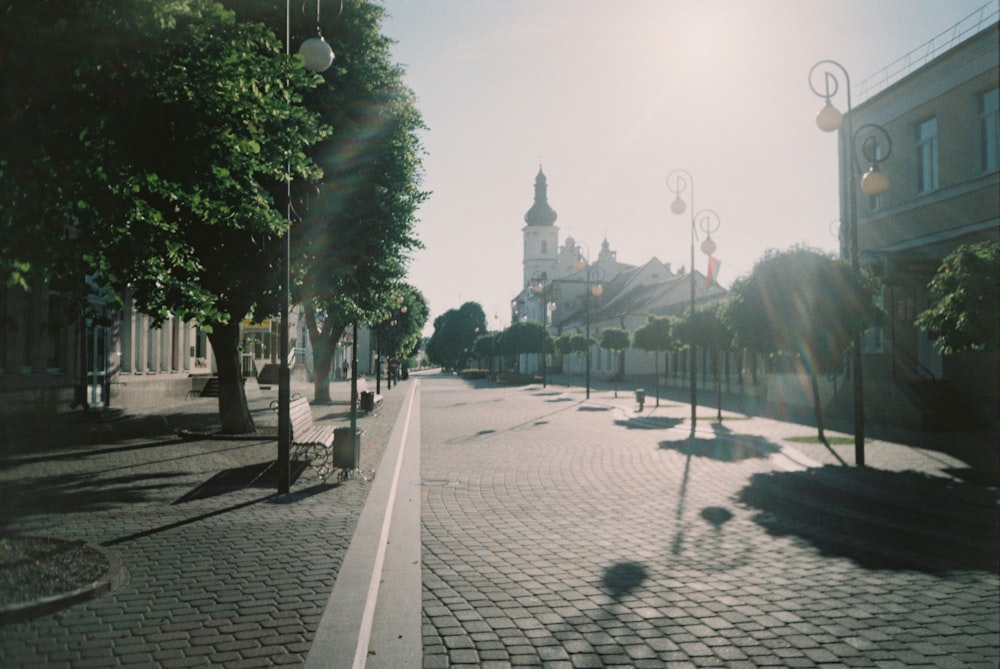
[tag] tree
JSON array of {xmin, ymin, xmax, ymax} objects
[
  {"xmin": 2, "ymin": 0, "xmax": 329, "ymax": 433},
  {"xmin": 472, "ymin": 333, "xmax": 498, "ymax": 372},
  {"xmin": 727, "ymin": 247, "xmax": 881, "ymax": 440},
  {"xmin": 373, "ymin": 287, "xmax": 428, "ymax": 372},
  {"xmin": 916, "ymin": 241, "xmax": 1000, "ymax": 354},
  {"xmin": 222, "ymin": 0, "xmax": 427, "ymax": 404},
  {"xmin": 633, "ymin": 315, "xmax": 676, "ymax": 407},
  {"xmin": 426, "ymin": 302, "xmax": 487, "ymax": 371},
  {"xmin": 675, "ymin": 303, "xmax": 731, "ymax": 420},
  {"xmin": 502, "ymin": 321, "xmax": 548, "ymax": 376},
  {"xmin": 599, "ymin": 328, "xmax": 631, "ymax": 397}
]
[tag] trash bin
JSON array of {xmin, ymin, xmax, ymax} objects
[
  {"xmin": 333, "ymin": 427, "xmax": 361, "ymax": 470},
  {"xmin": 360, "ymin": 391, "xmax": 375, "ymax": 413},
  {"xmin": 634, "ymin": 388, "xmax": 646, "ymax": 411}
]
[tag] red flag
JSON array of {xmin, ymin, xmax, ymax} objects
[{"xmin": 706, "ymin": 256, "xmax": 721, "ymax": 287}]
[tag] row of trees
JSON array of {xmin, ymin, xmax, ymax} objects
[
  {"xmin": 1, "ymin": 0, "xmax": 427, "ymax": 432},
  {"xmin": 430, "ymin": 243, "xmax": 997, "ymax": 437}
]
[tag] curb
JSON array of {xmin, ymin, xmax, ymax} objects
[{"xmin": 0, "ymin": 540, "xmax": 130, "ymax": 625}]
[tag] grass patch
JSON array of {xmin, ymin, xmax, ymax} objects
[{"xmin": 785, "ymin": 435, "xmax": 856, "ymax": 445}]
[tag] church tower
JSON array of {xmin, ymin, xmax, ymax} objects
[{"xmin": 522, "ymin": 167, "xmax": 559, "ymax": 287}]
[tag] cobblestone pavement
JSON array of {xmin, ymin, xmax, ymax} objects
[
  {"xmin": 0, "ymin": 379, "xmax": 404, "ymax": 668},
  {"xmin": 418, "ymin": 377, "xmax": 1000, "ymax": 668},
  {"xmin": 1, "ymin": 373, "xmax": 997, "ymax": 668}
]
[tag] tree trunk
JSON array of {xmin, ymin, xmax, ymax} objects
[
  {"xmin": 309, "ymin": 312, "xmax": 349, "ymax": 404},
  {"xmin": 208, "ymin": 322, "xmax": 255, "ymax": 434},
  {"xmin": 312, "ymin": 334, "xmax": 333, "ymax": 403},
  {"xmin": 655, "ymin": 351, "xmax": 661, "ymax": 407},
  {"xmin": 810, "ymin": 372, "xmax": 826, "ymax": 442}
]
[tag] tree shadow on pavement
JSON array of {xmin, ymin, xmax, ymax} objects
[
  {"xmin": 601, "ymin": 561, "xmax": 648, "ymax": 602},
  {"xmin": 173, "ymin": 460, "xmax": 308, "ymax": 503},
  {"xmin": 614, "ymin": 416, "xmax": 683, "ymax": 430},
  {"xmin": 739, "ymin": 465, "xmax": 1000, "ymax": 574},
  {"xmin": 1, "ymin": 408, "xmax": 227, "ymax": 457},
  {"xmin": 0, "ymin": 471, "xmax": 190, "ymax": 528},
  {"xmin": 659, "ymin": 432, "xmax": 780, "ymax": 462}
]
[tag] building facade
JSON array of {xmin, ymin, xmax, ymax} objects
[
  {"xmin": 843, "ymin": 22, "xmax": 999, "ymax": 429},
  {"xmin": 0, "ymin": 281, "xmax": 216, "ymax": 419}
]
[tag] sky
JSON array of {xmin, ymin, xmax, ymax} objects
[{"xmin": 379, "ymin": 0, "xmax": 999, "ymax": 334}]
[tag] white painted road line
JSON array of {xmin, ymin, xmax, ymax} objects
[{"xmin": 305, "ymin": 380, "xmax": 422, "ymax": 669}]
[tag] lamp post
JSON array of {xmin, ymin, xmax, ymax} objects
[
  {"xmin": 809, "ymin": 60, "xmax": 892, "ymax": 467},
  {"xmin": 571, "ymin": 253, "xmax": 604, "ymax": 399},
  {"xmin": 277, "ymin": 1, "xmax": 334, "ymax": 494},
  {"xmin": 530, "ymin": 271, "xmax": 549, "ymax": 387},
  {"xmin": 667, "ymin": 169, "xmax": 720, "ymax": 431}
]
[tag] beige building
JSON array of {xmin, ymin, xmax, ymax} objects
[{"xmin": 843, "ymin": 22, "xmax": 999, "ymax": 429}]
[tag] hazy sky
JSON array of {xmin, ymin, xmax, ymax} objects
[{"xmin": 379, "ymin": 0, "xmax": 998, "ymax": 333}]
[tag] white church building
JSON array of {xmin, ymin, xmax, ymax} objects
[{"xmin": 511, "ymin": 168, "xmax": 727, "ymax": 379}]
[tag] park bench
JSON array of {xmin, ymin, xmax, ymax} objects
[
  {"xmin": 288, "ymin": 396, "xmax": 364, "ymax": 482},
  {"xmin": 288, "ymin": 396, "xmax": 336, "ymax": 481}
]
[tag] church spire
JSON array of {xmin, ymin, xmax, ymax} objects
[{"xmin": 524, "ymin": 167, "xmax": 558, "ymax": 226}]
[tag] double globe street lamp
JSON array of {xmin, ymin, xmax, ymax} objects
[
  {"xmin": 572, "ymin": 252, "xmax": 605, "ymax": 400},
  {"xmin": 667, "ymin": 169, "xmax": 722, "ymax": 432},
  {"xmin": 277, "ymin": 2, "xmax": 335, "ymax": 494},
  {"xmin": 809, "ymin": 60, "xmax": 892, "ymax": 467}
]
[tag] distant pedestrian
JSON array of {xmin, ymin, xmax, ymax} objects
[{"xmin": 342, "ymin": 359, "xmax": 350, "ymax": 379}]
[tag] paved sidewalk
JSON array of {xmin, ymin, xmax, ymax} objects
[
  {"xmin": 0, "ymin": 376, "xmax": 409, "ymax": 668},
  {"xmin": 418, "ymin": 376, "xmax": 999, "ymax": 668},
  {"xmin": 1, "ymin": 371, "xmax": 997, "ymax": 667}
]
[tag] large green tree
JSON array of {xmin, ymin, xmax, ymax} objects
[
  {"xmin": 426, "ymin": 302, "xmax": 487, "ymax": 371},
  {"xmin": 225, "ymin": 1, "xmax": 427, "ymax": 403},
  {"xmin": 728, "ymin": 247, "xmax": 881, "ymax": 439},
  {"xmin": 2, "ymin": 0, "xmax": 328, "ymax": 432},
  {"xmin": 916, "ymin": 241, "xmax": 1000, "ymax": 354}
]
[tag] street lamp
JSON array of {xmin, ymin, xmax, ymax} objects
[
  {"xmin": 277, "ymin": 1, "xmax": 335, "ymax": 494},
  {"xmin": 667, "ymin": 169, "xmax": 721, "ymax": 431},
  {"xmin": 809, "ymin": 60, "xmax": 892, "ymax": 467},
  {"xmin": 573, "ymin": 253, "xmax": 604, "ymax": 399},
  {"xmin": 531, "ymin": 271, "xmax": 549, "ymax": 387}
]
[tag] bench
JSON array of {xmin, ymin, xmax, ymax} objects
[
  {"xmin": 290, "ymin": 396, "xmax": 334, "ymax": 449},
  {"xmin": 289, "ymin": 397, "xmax": 336, "ymax": 480}
]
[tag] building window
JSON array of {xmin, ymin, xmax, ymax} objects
[
  {"xmin": 915, "ymin": 117, "xmax": 938, "ymax": 193},
  {"xmin": 540, "ymin": 240, "xmax": 548, "ymax": 254},
  {"xmin": 980, "ymin": 87, "xmax": 999, "ymax": 172}
]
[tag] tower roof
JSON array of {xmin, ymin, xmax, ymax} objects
[{"xmin": 524, "ymin": 167, "xmax": 558, "ymax": 226}]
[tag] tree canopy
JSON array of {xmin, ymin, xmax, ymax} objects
[
  {"xmin": 1, "ymin": 0, "xmax": 426, "ymax": 432},
  {"xmin": 728, "ymin": 247, "xmax": 881, "ymax": 439},
  {"xmin": 916, "ymin": 241, "xmax": 1000, "ymax": 354},
  {"xmin": 374, "ymin": 287, "xmax": 429, "ymax": 364},
  {"xmin": 727, "ymin": 247, "xmax": 880, "ymax": 377},
  {"xmin": 426, "ymin": 302, "xmax": 487, "ymax": 371}
]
